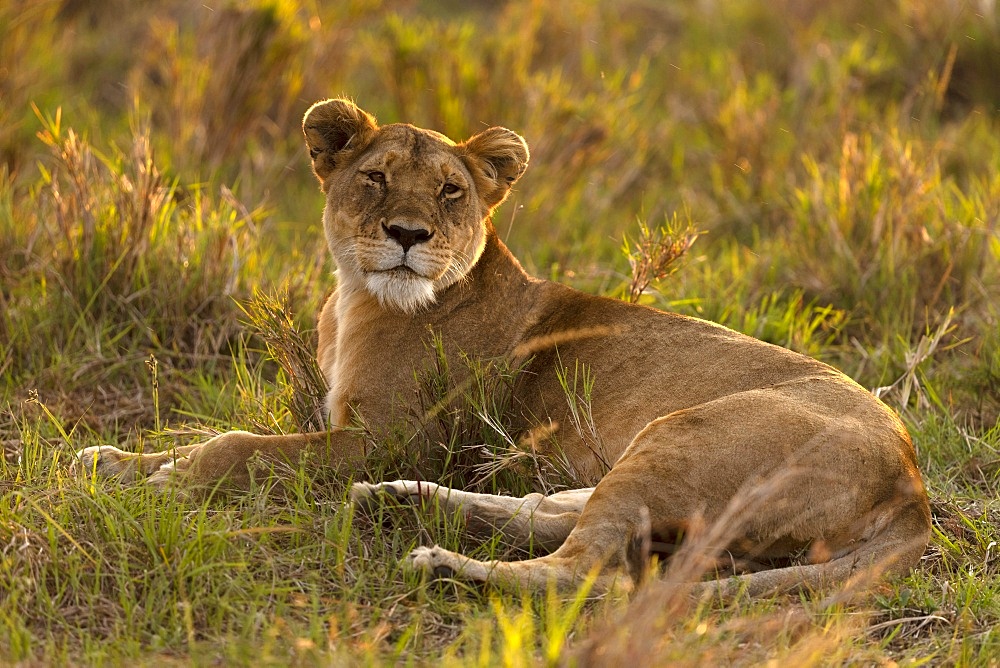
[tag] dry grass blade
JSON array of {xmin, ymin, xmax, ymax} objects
[
  {"xmin": 872, "ymin": 307, "xmax": 962, "ymax": 411},
  {"xmin": 623, "ymin": 213, "xmax": 700, "ymax": 304}
]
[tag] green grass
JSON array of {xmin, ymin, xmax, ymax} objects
[{"xmin": 2, "ymin": 0, "xmax": 999, "ymax": 664}]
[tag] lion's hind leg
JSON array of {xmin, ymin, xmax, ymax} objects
[
  {"xmin": 352, "ymin": 481, "xmax": 594, "ymax": 552},
  {"xmin": 689, "ymin": 493, "xmax": 932, "ymax": 600},
  {"xmin": 404, "ymin": 384, "xmax": 932, "ymax": 597},
  {"xmin": 407, "ymin": 541, "xmax": 632, "ymax": 594}
]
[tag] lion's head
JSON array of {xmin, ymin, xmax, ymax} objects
[{"xmin": 302, "ymin": 99, "xmax": 529, "ymax": 313}]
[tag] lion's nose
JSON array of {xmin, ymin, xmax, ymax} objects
[{"xmin": 384, "ymin": 222, "xmax": 434, "ymax": 252}]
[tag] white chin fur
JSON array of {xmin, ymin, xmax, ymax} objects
[{"xmin": 365, "ymin": 272, "xmax": 437, "ymax": 313}]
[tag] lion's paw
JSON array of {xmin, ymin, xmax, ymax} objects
[
  {"xmin": 407, "ymin": 545, "xmax": 458, "ymax": 579},
  {"xmin": 350, "ymin": 480, "xmax": 441, "ymax": 508},
  {"xmin": 348, "ymin": 481, "xmax": 384, "ymax": 506},
  {"xmin": 74, "ymin": 445, "xmax": 140, "ymax": 483},
  {"xmin": 146, "ymin": 449, "xmax": 198, "ymax": 489},
  {"xmin": 350, "ymin": 480, "xmax": 413, "ymax": 515}
]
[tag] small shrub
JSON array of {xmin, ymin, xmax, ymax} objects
[
  {"xmin": 622, "ymin": 213, "xmax": 700, "ymax": 304},
  {"xmin": 239, "ymin": 288, "xmax": 328, "ymax": 433},
  {"xmin": 353, "ymin": 331, "xmax": 583, "ymax": 497}
]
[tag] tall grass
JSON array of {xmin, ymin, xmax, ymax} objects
[
  {"xmin": 1, "ymin": 0, "xmax": 999, "ymax": 664},
  {"xmin": 785, "ymin": 131, "xmax": 999, "ymax": 336},
  {"xmin": 2, "ymin": 108, "xmax": 268, "ymax": 433}
]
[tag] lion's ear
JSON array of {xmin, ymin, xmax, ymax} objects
[
  {"xmin": 460, "ymin": 127, "xmax": 529, "ymax": 210},
  {"xmin": 302, "ymin": 99, "xmax": 378, "ymax": 183}
]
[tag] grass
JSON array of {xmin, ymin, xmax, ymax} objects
[{"xmin": 2, "ymin": 0, "xmax": 999, "ymax": 664}]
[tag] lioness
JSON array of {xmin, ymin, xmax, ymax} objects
[{"xmin": 79, "ymin": 99, "xmax": 931, "ymax": 595}]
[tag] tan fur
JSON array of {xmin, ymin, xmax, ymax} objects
[{"xmin": 77, "ymin": 99, "xmax": 931, "ymax": 596}]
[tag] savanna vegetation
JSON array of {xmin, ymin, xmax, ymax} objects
[{"xmin": 2, "ymin": 0, "xmax": 999, "ymax": 664}]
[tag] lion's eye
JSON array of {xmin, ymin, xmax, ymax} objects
[
  {"xmin": 367, "ymin": 171, "xmax": 386, "ymax": 184},
  {"xmin": 441, "ymin": 183, "xmax": 462, "ymax": 198}
]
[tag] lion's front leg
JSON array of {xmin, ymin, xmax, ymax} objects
[
  {"xmin": 76, "ymin": 430, "xmax": 366, "ymax": 490},
  {"xmin": 75, "ymin": 432, "xmax": 252, "ymax": 487},
  {"xmin": 144, "ymin": 430, "xmax": 262, "ymax": 488}
]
